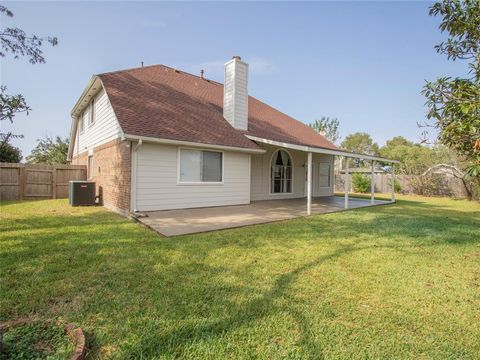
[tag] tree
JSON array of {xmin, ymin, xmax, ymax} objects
[
  {"xmin": 422, "ymin": 0, "xmax": 480, "ymax": 178},
  {"xmin": 0, "ymin": 5, "xmax": 58, "ymax": 64},
  {"xmin": 0, "ymin": 5, "xmax": 58, "ymax": 144},
  {"xmin": 0, "ymin": 141, "xmax": 22, "ymax": 162},
  {"xmin": 26, "ymin": 136, "xmax": 69, "ymax": 165},
  {"xmin": 382, "ymin": 136, "xmax": 413, "ymax": 148},
  {"xmin": 340, "ymin": 132, "xmax": 379, "ymax": 167},
  {"xmin": 0, "ymin": 86, "xmax": 29, "ymax": 145},
  {"xmin": 309, "ymin": 117, "xmax": 341, "ymax": 144},
  {"xmin": 379, "ymin": 136, "xmax": 458, "ymax": 175}
]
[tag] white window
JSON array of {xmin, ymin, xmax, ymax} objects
[
  {"xmin": 79, "ymin": 112, "xmax": 84, "ymax": 133},
  {"xmin": 88, "ymin": 155, "xmax": 93, "ymax": 179},
  {"xmin": 89, "ymin": 98, "xmax": 95, "ymax": 126},
  {"xmin": 319, "ymin": 163, "xmax": 331, "ymax": 187},
  {"xmin": 271, "ymin": 150, "xmax": 292, "ymax": 193},
  {"xmin": 179, "ymin": 149, "xmax": 223, "ymax": 183}
]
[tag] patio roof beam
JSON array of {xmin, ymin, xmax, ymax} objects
[
  {"xmin": 345, "ymin": 158, "xmax": 349, "ymax": 209},
  {"xmin": 391, "ymin": 164, "xmax": 396, "ymax": 202},
  {"xmin": 246, "ymin": 136, "xmax": 400, "ymax": 164}
]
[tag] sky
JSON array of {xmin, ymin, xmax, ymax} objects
[{"xmin": 1, "ymin": 1, "xmax": 468, "ymax": 157}]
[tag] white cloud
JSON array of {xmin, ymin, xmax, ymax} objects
[{"xmin": 249, "ymin": 57, "xmax": 277, "ymax": 74}]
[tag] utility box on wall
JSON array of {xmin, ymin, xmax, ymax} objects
[{"xmin": 69, "ymin": 181, "xmax": 96, "ymax": 206}]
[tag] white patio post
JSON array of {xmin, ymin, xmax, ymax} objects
[
  {"xmin": 371, "ymin": 160, "xmax": 375, "ymax": 204},
  {"xmin": 307, "ymin": 152, "xmax": 312, "ymax": 215},
  {"xmin": 391, "ymin": 164, "xmax": 396, "ymax": 202},
  {"xmin": 344, "ymin": 157, "xmax": 349, "ymax": 209}
]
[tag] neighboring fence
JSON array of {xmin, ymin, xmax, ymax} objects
[
  {"xmin": 335, "ymin": 173, "xmax": 392, "ymax": 193},
  {"xmin": 335, "ymin": 173, "xmax": 469, "ymax": 198},
  {"xmin": 0, "ymin": 163, "xmax": 87, "ymax": 201}
]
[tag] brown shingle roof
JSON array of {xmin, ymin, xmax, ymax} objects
[{"xmin": 98, "ymin": 65, "xmax": 337, "ymax": 151}]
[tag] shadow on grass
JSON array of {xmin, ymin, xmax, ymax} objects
[
  {"xmin": 116, "ymin": 241, "xmax": 433, "ymax": 359},
  {"xmin": 98, "ymin": 241, "xmax": 348, "ymax": 358}
]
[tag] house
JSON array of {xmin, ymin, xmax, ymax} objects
[{"xmin": 67, "ymin": 56, "xmax": 398, "ymax": 217}]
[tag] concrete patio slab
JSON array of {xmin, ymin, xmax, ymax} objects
[{"xmin": 137, "ymin": 196, "xmax": 391, "ymax": 237}]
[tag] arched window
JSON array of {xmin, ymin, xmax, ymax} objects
[{"xmin": 271, "ymin": 150, "xmax": 292, "ymax": 193}]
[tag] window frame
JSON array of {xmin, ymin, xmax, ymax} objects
[
  {"xmin": 88, "ymin": 97, "xmax": 95, "ymax": 127},
  {"xmin": 177, "ymin": 147, "xmax": 224, "ymax": 185},
  {"xmin": 318, "ymin": 162, "xmax": 331, "ymax": 188},
  {"xmin": 79, "ymin": 111, "xmax": 85, "ymax": 134},
  {"xmin": 269, "ymin": 149, "xmax": 294, "ymax": 195},
  {"xmin": 87, "ymin": 154, "xmax": 93, "ymax": 179}
]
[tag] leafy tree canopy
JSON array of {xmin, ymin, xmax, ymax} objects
[
  {"xmin": 0, "ymin": 85, "xmax": 29, "ymax": 145},
  {"xmin": 0, "ymin": 141, "xmax": 22, "ymax": 163},
  {"xmin": 340, "ymin": 132, "xmax": 379, "ymax": 167},
  {"xmin": 422, "ymin": 0, "xmax": 480, "ymax": 178},
  {"xmin": 383, "ymin": 136, "xmax": 414, "ymax": 148},
  {"xmin": 309, "ymin": 117, "xmax": 341, "ymax": 144},
  {"xmin": 379, "ymin": 137, "xmax": 451, "ymax": 175},
  {"xmin": 26, "ymin": 136, "xmax": 69, "ymax": 165},
  {"xmin": 0, "ymin": 5, "xmax": 58, "ymax": 64}
]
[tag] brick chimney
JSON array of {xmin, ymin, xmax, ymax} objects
[{"xmin": 223, "ymin": 56, "xmax": 248, "ymax": 130}]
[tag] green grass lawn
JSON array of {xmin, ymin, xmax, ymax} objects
[{"xmin": 1, "ymin": 196, "xmax": 479, "ymax": 359}]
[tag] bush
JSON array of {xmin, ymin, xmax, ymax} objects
[
  {"xmin": 352, "ymin": 173, "xmax": 371, "ymax": 193},
  {"xmin": 409, "ymin": 174, "xmax": 452, "ymax": 197},
  {"xmin": 388, "ymin": 178, "xmax": 402, "ymax": 193}
]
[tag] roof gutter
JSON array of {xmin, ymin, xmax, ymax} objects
[
  {"xmin": 246, "ymin": 135, "xmax": 400, "ymax": 163},
  {"xmin": 66, "ymin": 116, "xmax": 76, "ymax": 161},
  {"xmin": 122, "ymin": 134, "xmax": 266, "ymax": 154}
]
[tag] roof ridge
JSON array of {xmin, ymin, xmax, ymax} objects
[
  {"xmin": 97, "ymin": 63, "xmax": 164, "ymax": 76},
  {"xmin": 97, "ymin": 63, "xmax": 224, "ymax": 86}
]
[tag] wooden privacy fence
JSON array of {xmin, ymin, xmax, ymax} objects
[
  {"xmin": 335, "ymin": 173, "xmax": 469, "ymax": 198},
  {"xmin": 0, "ymin": 163, "xmax": 87, "ymax": 201},
  {"xmin": 335, "ymin": 173, "xmax": 392, "ymax": 193}
]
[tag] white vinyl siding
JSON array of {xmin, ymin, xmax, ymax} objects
[
  {"xmin": 251, "ymin": 144, "xmax": 334, "ymax": 200},
  {"xmin": 135, "ymin": 143, "xmax": 250, "ymax": 211},
  {"xmin": 74, "ymin": 87, "xmax": 122, "ymax": 156}
]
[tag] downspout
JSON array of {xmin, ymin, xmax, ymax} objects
[{"xmin": 130, "ymin": 139, "xmax": 142, "ymax": 213}]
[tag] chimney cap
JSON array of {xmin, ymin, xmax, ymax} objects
[{"xmin": 232, "ymin": 55, "xmax": 242, "ymax": 60}]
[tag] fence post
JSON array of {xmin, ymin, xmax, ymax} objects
[
  {"xmin": 22, "ymin": 166, "xmax": 28, "ymax": 199},
  {"xmin": 371, "ymin": 161, "xmax": 375, "ymax": 204},
  {"xmin": 391, "ymin": 165, "xmax": 396, "ymax": 202},
  {"xmin": 52, "ymin": 167, "xmax": 57, "ymax": 199},
  {"xmin": 19, "ymin": 166, "xmax": 25, "ymax": 200}
]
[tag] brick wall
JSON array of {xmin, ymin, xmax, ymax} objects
[{"xmin": 72, "ymin": 139, "xmax": 131, "ymax": 215}]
